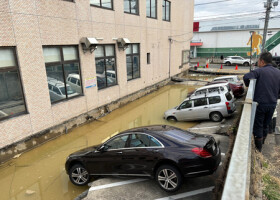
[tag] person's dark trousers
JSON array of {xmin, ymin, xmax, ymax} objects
[
  {"xmin": 253, "ymin": 104, "xmax": 276, "ymax": 151},
  {"xmin": 269, "ymin": 117, "xmax": 277, "ymax": 133}
]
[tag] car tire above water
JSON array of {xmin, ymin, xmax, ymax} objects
[
  {"xmin": 167, "ymin": 116, "xmax": 177, "ymax": 122},
  {"xmin": 210, "ymin": 112, "xmax": 223, "ymax": 122},
  {"xmin": 69, "ymin": 164, "xmax": 90, "ymax": 186},
  {"xmin": 156, "ymin": 165, "xmax": 182, "ymax": 192}
]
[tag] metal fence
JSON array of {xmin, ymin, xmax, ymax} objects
[{"xmin": 221, "ymin": 79, "xmax": 257, "ymax": 200}]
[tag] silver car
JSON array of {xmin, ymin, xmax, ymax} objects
[{"xmin": 164, "ymin": 91, "xmax": 236, "ymax": 122}]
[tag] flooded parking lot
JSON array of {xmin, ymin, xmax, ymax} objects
[{"xmin": 0, "ymin": 84, "xmax": 198, "ymax": 200}]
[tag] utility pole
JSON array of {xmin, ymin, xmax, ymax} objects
[
  {"xmin": 250, "ymin": 31, "xmax": 253, "ymax": 71},
  {"xmin": 262, "ymin": 0, "xmax": 272, "ymax": 52}
]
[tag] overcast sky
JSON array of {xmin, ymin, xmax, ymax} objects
[{"xmin": 194, "ymin": 0, "xmax": 280, "ymax": 31}]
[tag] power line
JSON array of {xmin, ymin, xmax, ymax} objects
[
  {"xmin": 195, "ymin": 0, "xmax": 232, "ymax": 6},
  {"xmin": 195, "ymin": 10, "xmax": 265, "ymax": 20},
  {"xmin": 195, "ymin": 0, "xmax": 263, "ymax": 8},
  {"xmin": 196, "ymin": 12, "xmax": 266, "ymax": 21}
]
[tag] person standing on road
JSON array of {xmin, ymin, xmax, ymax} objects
[{"xmin": 243, "ymin": 52, "xmax": 280, "ymax": 152}]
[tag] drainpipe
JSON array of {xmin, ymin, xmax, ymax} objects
[{"xmin": 168, "ymin": 37, "xmax": 173, "ymax": 78}]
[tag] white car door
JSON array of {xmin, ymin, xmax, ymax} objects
[
  {"xmin": 192, "ymin": 98, "xmax": 209, "ymax": 119},
  {"xmin": 175, "ymin": 100, "xmax": 193, "ymax": 121}
]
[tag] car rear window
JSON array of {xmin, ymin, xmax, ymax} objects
[
  {"xmin": 225, "ymin": 92, "xmax": 233, "ymax": 101},
  {"xmin": 209, "ymin": 96, "xmax": 221, "ymax": 104},
  {"xmin": 162, "ymin": 129, "xmax": 194, "ymax": 143}
]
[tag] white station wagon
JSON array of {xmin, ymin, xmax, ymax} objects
[{"xmin": 164, "ymin": 90, "xmax": 236, "ymax": 122}]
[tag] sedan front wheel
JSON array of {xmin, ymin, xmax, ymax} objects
[
  {"xmin": 156, "ymin": 165, "xmax": 182, "ymax": 192},
  {"xmin": 69, "ymin": 164, "xmax": 90, "ymax": 186}
]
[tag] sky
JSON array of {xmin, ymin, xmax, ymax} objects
[{"xmin": 194, "ymin": 0, "xmax": 280, "ymax": 31}]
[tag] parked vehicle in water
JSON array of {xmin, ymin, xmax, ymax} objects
[
  {"xmin": 164, "ymin": 90, "xmax": 236, "ymax": 122},
  {"xmin": 223, "ymin": 56, "xmax": 250, "ymax": 66},
  {"xmin": 206, "ymin": 80, "xmax": 244, "ymax": 97},
  {"xmin": 187, "ymin": 83, "xmax": 233, "ymax": 98},
  {"xmin": 213, "ymin": 75, "xmax": 244, "ymax": 97},
  {"xmin": 65, "ymin": 125, "xmax": 221, "ymax": 192}
]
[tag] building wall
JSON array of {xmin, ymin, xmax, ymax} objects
[
  {"xmin": 192, "ymin": 29, "xmax": 280, "ymax": 57},
  {"xmin": 0, "ymin": 0, "xmax": 194, "ymax": 149}
]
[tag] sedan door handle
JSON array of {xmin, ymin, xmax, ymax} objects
[
  {"xmin": 153, "ymin": 149, "xmax": 159, "ymax": 152},
  {"xmin": 204, "ymin": 107, "xmax": 208, "ymax": 108},
  {"xmin": 116, "ymin": 151, "xmax": 123, "ymax": 154},
  {"xmin": 189, "ymin": 109, "xmax": 192, "ymax": 111}
]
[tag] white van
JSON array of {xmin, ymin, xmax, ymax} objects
[{"xmin": 164, "ymin": 90, "xmax": 236, "ymax": 122}]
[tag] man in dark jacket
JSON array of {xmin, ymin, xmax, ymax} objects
[{"xmin": 243, "ymin": 52, "xmax": 280, "ymax": 152}]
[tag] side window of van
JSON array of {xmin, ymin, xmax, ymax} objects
[
  {"xmin": 195, "ymin": 89, "xmax": 206, "ymax": 95},
  {"xmin": 180, "ymin": 101, "xmax": 192, "ymax": 109},
  {"xmin": 193, "ymin": 98, "xmax": 207, "ymax": 107},
  {"xmin": 209, "ymin": 96, "xmax": 221, "ymax": 104}
]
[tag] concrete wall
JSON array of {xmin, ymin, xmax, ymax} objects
[{"xmin": 0, "ymin": 0, "xmax": 194, "ymax": 149}]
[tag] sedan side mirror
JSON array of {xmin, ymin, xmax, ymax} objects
[{"xmin": 98, "ymin": 144, "xmax": 109, "ymax": 152}]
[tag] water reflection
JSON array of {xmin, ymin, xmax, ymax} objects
[{"xmin": 0, "ymin": 84, "xmax": 197, "ymax": 200}]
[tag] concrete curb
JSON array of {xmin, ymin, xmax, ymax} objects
[{"xmin": 189, "ymin": 68, "xmax": 247, "ymax": 75}]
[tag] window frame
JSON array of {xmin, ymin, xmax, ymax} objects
[
  {"xmin": 0, "ymin": 46, "xmax": 28, "ymax": 121},
  {"xmin": 43, "ymin": 45, "xmax": 83, "ymax": 104},
  {"xmin": 162, "ymin": 0, "xmax": 171, "ymax": 21},
  {"xmin": 95, "ymin": 44, "xmax": 118, "ymax": 90},
  {"xmin": 124, "ymin": 0, "xmax": 139, "ymax": 15},
  {"xmin": 146, "ymin": 0, "xmax": 157, "ymax": 19},
  {"xmin": 90, "ymin": 0, "xmax": 114, "ymax": 10},
  {"xmin": 126, "ymin": 44, "xmax": 140, "ymax": 81}
]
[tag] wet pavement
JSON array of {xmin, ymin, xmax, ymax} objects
[{"xmin": 0, "ymin": 84, "xmax": 198, "ymax": 200}]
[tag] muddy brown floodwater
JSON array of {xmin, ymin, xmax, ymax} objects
[{"xmin": 0, "ymin": 84, "xmax": 198, "ymax": 200}]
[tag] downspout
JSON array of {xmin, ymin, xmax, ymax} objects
[{"xmin": 168, "ymin": 37, "xmax": 173, "ymax": 78}]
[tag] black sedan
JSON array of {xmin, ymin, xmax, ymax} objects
[{"xmin": 65, "ymin": 125, "xmax": 221, "ymax": 192}]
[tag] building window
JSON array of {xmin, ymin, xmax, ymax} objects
[
  {"xmin": 147, "ymin": 53, "xmax": 151, "ymax": 64},
  {"xmin": 182, "ymin": 50, "xmax": 190, "ymax": 65},
  {"xmin": 124, "ymin": 0, "xmax": 139, "ymax": 15},
  {"xmin": 90, "ymin": 0, "xmax": 113, "ymax": 10},
  {"xmin": 0, "ymin": 47, "xmax": 27, "ymax": 120},
  {"xmin": 95, "ymin": 45, "xmax": 117, "ymax": 89},
  {"xmin": 162, "ymin": 0, "xmax": 170, "ymax": 21},
  {"xmin": 146, "ymin": 0, "xmax": 157, "ymax": 19},
  {"xmin": 43, "ymin": 46, "xmax": 83, "ymax": 104},
  {"xmin": 126, "ymin": 44, "xmax": 140, "ymax": 81}
]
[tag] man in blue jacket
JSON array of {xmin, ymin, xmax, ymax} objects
[{"xmin": 243, "ymin": 52, "xmax": 280, "ymax": 152}]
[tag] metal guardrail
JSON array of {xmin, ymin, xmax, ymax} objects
[{"xmin": 221, "ymin": 79, "xmax": 257, "ymax": 200}]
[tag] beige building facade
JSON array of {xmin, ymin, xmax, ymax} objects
[{"xmin": 0, "ymin": 0, "xmax": 194, "ymax": 153}]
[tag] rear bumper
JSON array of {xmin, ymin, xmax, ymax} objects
[{"xmin": 182, "ymin": 148, "xmax": 221, "ymax": 178}]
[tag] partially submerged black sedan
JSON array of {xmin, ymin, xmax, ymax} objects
[{"xmin": 65, "ymin": 125, "xmax": 221, "ymax": 192}]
